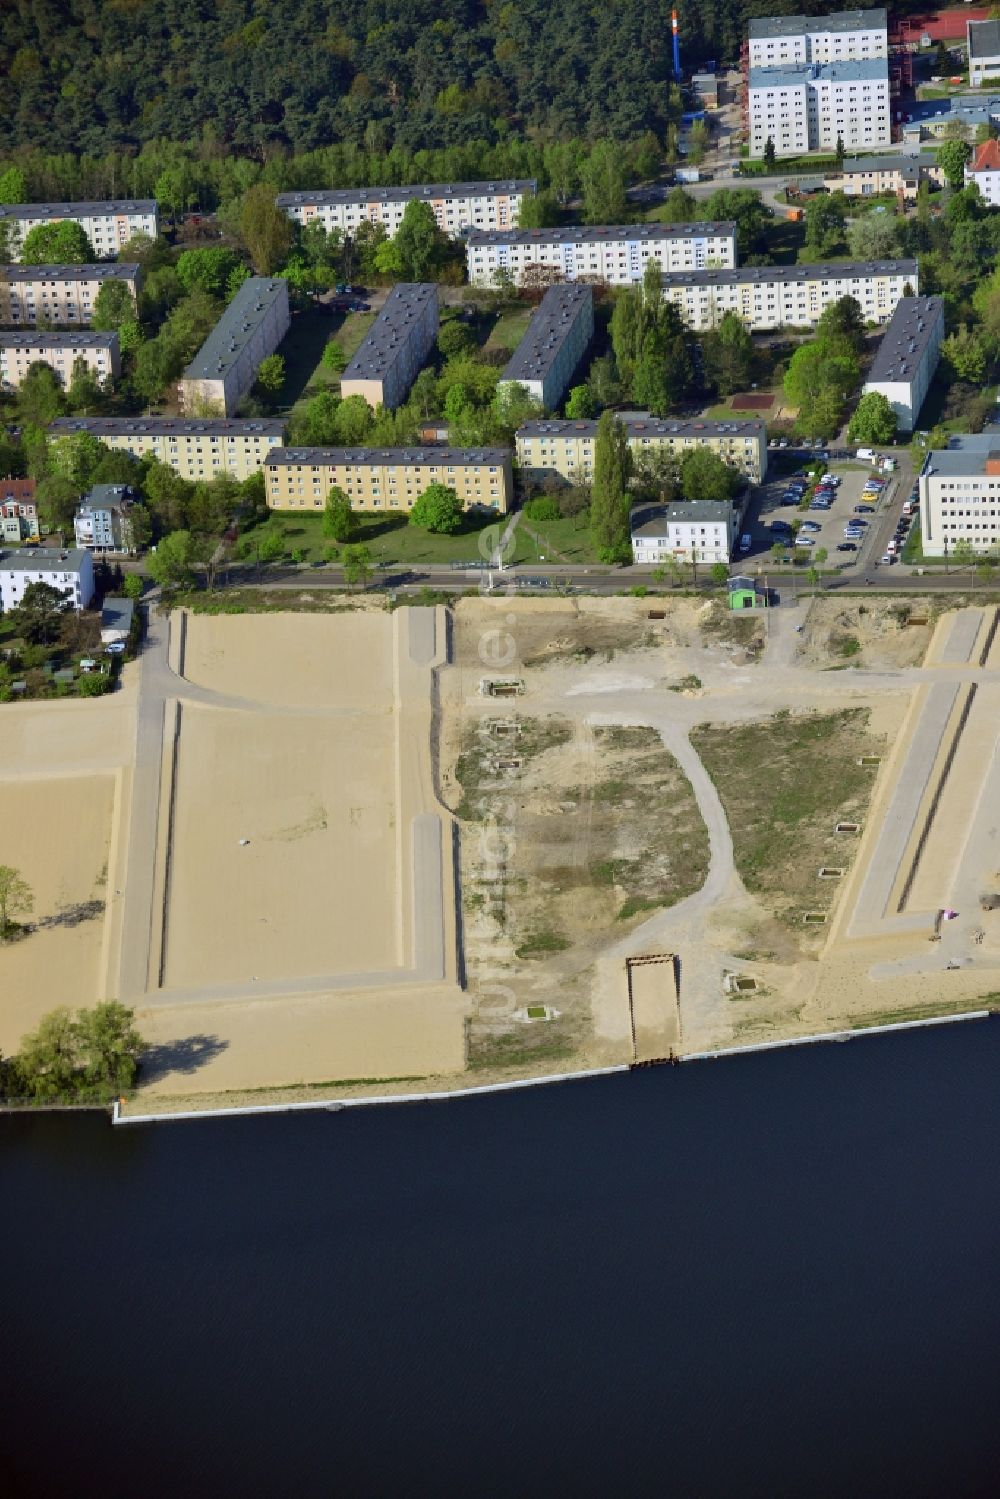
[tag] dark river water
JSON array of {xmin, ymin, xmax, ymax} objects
[{"xmin": 3, "ymin": 1021, "xmax": 1000, "ymax": 1499}]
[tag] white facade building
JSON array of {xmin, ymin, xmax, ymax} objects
[
  {"xmin": 498, "ymin": 284, "xmax": 594, "ymax": 410},
  {"xmin": 74, "ymin": 484, "xmax": 138, "ymax": 554},
  {"xmin": 748, "ymin": 58, "xmax": 891, "ymax": 158},
  {"xmin": 0, "ymin": 331, "xmax": 120, "ymax": 392},
  {"xmin": 0, "ymin": 200, "xmax": 158, "ymax": 261},
  {"xmin": 659, "ymin": 259, "xmax": 917, "ymax": 333},
  {"xmin": 0, "ymin": 264, "xmax": 140, "ymax": 326},
  {"xmin": 0, "ymin": 546, "xmax": 94, "ymax": 613},
  {"xmin": 919, "ymin": 435, "xmax": 1000, "ymax": 557},
  {"xmin": 968, "ymin": 20, "xmax": 1000, "ymax": 88},
  {"xmin": 862, "ymin": 296, "xmax": 944, "ymax": 433},
  {"xmin": 179, "ymin": 278, "xmax": 290, "ymax": 416},
  {"xmin": 466, "ymin": 223, "xmax": 737, "ymax": 289},
  {"xmin": 276, "ymin": 181, "xmax": 535, "ymax": 239},
  {"xmin": 748, "ymin": 9, "xmax": 888, "ymax": 67},
  {"xmin": 630, "ymin": 502, "xmax": 737, "ymax": 565},
  {"xmin": 964, "ymin": 138, "xmax": 1000, "ymax": 207}
]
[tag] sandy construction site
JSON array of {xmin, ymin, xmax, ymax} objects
[{"xmin": 1, "ymin": 588, "xmax": 999, "ymax": 1107}]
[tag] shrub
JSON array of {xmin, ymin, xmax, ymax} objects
[{"xmin": 523, "ymin": 496, "xmax": 560, "ymax": 522}]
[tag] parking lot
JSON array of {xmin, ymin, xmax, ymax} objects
[{"xmin": 740, "ymin": 455, "xmax": 906, "ymax": 574}]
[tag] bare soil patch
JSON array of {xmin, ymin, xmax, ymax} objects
[
  {"xmin": 162, "ymin": 702, "xmax": 398, "ymax": 989},
  {"xmin": 445, "ymin": 716, "xmax": 709, "ymax": 1069},
  {"xmin": 798, "ymin": 597, "xmax": 936, "ymax": 671},
  {"xmin": 0, "ymin": 774, "xmax": 114, "ymax": 1051},
  {"xmin": 691, "ymin": 708, "xmax": 885, "ymax": 940}
]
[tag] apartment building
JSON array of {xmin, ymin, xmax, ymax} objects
[
  {"xmin": 465, "ymin": 223, "xmax": 738, "ymax": 289},
  {"xmin": 748, "ymin": 58, "xmax": 890, "ymax": 157},
  {"xmin": 179, "ymin": 277, "xmax": 290, "ymax": 416},
  {"xmin": 862, "ymin": 296, "xmax": 944, "ymax": 433},
  {"xmin": 0, "ymin": 200, "xmax": 158, "ymax": 262},
  {"xmin": 73, "ymin": 483, "xmax": 138, "ymax": 554},
  {"xmin": 968, "ymin": 19, "xmax": 1000, "ymax": 88},
  {"xmin": 276, "ymin": 181, "xmax": 535, "ymax": 239},
  {"xmin": 0, "ymin": 546, "xmax": 94, "ymax": 613},
  {"xmin": 0, "ymin": 264, "xmax": 140, "ymax": 326},
  {"xmin": 49, "ymin": 413, "xmax": 284, "ymax": 476},
  {"xmin": 516, "ymin": 417, "xmax": 767, "ymax": 487},
  {"xmin": 918, "ymin": 435, "xmax": 1000, "ymax": 557},
  {"xmin": 826, "ymin": 154, "xmax": 945, "ymax": 199},
  {"xmin": 748, "ymin": 9, "xmax": 888, "ymax": 67},
  {"xmin": 0, "ymin": 331, "xmax": 120, "ymax": 392},
  {"xmin": 340, "ymin": 283, "xmax": 438, "ymax": 410},
  {"xmin": 630, "ymin": 501, "xmax": 739, "ymax": 565},
  {"xmin": 264, "ymin": 446, "xmax": 512, "ymax": 514},
  {"xmin": 0, "ymin": 478, "xmax": 39, "ymax": 542},
  {"xmin": 497, "ymin": 284, "xmax": 594, "ymax": 410},
  {"xmin": 659, "ymin": 259, "xmax": 917, "ymax": 333},
  {"xmin": 47, "ymin": 416, "xmax": 285, "ymax": 481},
  {"xmin": 965, "ymin": 138, "xmax": 1000, "ymax": 208}
]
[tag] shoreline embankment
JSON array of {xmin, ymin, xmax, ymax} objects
[{"xmin": 107, "ymin": 1008, "xmax": 995, "ymax": 1127}]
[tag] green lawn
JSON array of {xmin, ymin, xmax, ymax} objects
[
  {"xmin": 245, "ymin": 508, "xmax": 507, "ymax": 567},
  {"xmin": 486, "ymin": 306, "xmax": 534, "ymax": 353},
  {"xmin": 513, "ymin": 512, "xmax": 600, "ymax": 564},
  {"xmin": 280, "ymin": 306, "xmax": 377, "ymax": 428}
]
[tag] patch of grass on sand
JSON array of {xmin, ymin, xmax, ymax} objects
[
  {"xmin": 467, "ymin": 1026, "xmax": 576, "ymax": 1070},
  {"xmin": 515, "ymin": 928, "xmax": 570, "ymax": 958},
  {"xmin": 691, "ymin": 708, "xmax": 882, "ymax": 927},
  {"xmin": 850, "ymin": 1001, "xmax": 989, "ymax": 1029}
]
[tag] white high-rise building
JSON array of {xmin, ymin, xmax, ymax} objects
[
  {"xmin": 659, "ymin": 260, "xmax": 917, "ymax": 333},
  {"xmin": 747, "ymin": 9, "xmax": 888, "ymax": 67},
  {"xmin": 465, "ymin": 223, "xmax": 737, "ymax": 289},
  {"xmin": 748, "ymin": 58, "xmax": 891, "ymax": 158},
  {"xmin": 0, "ymin": 200, "xmax": 159, "ymax": 261},
  {"xmin": 275, "ymin": 181, "xmax": 535, "ymax": 240}
]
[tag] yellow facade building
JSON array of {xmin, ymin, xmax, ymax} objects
[
  {"xmin": 48, "ymin": 417, "xmax": 286, "ymax": 481},
  {"xmin": 265, "ymin": 446, "xmax": 513, "ymax": 515}
]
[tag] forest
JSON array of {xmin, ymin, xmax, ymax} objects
[{"xmin": 0, "ymin": 0, "xmax": 863, "ymax": 162}]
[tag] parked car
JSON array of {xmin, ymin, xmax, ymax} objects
[
  {"xmin": 739, "ymin": 533, "xmax": 752, "ymax": 553},
  {"xmin": 836, "ymin": 542, "xmax": 858, "ymax": 552},
  {"xmin": 881, "ymin": 552, "xmax": 896, "ymax": 565},
  {"xmin": 801, "ymin": 520, "xmax": 822, "ymax": 532},
  {"xmin": 794, "ymin": 535, "xmax": 814, "ymax": 547},
  {"xmin": 854, "ymin": 503, "xmax": 875, "ymax": 514}
]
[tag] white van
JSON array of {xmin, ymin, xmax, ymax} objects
[{"xmin": 856, "ymin": 447, "xmax": 875, "ymax": 461}]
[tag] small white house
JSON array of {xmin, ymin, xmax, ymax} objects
[
  {"xmin": 631, "ymin": 500, "xmax": 736, "ymax": 565},
  {"xmin": 0, "ymin": 546, "xmax": 95, "ymax": 614},
  {"xmin": 965, "ymin": 137, "xmax": 1000, "ymax": 207}
]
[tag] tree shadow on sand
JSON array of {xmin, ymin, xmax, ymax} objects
[{"xmin": 139, "ymin": 1033, "xmax": 230, "ymax": 1085}]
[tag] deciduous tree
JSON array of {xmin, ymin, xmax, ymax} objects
[
  {"xmin": 0, "ymin": 864, "xmax": 33, "ymax": 939},
  {"xmin": 10, "ymin": 580, "xmax": 72, "ymax": 643},
  {"xmin": 409, "ymin": 484, "xmax": 464, "ymax": 533},
  {"xmin": 938, "ymin": 138, "xmax": 972, "ymax": 192},
  {"xmin": 146, "ymin": 529, "xmax": 198, "ymax": 590},
  {"xmin": 848, "ymin": 391, "xmax": 898, "ymax": 445},
  {"xmin": 239, "ymin": 183, "xmax": 293, "ymax": 274},
  {"xmin": 323, "ymin": 486, "xmax": 356, "ymax": 542},
  {"xmin": 20, "ymin": 219, "xmax": 94, "ymax": 263},
  {"xmin": 341, "ymin": 543, "xmax": 373, "ymax": 590}
]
